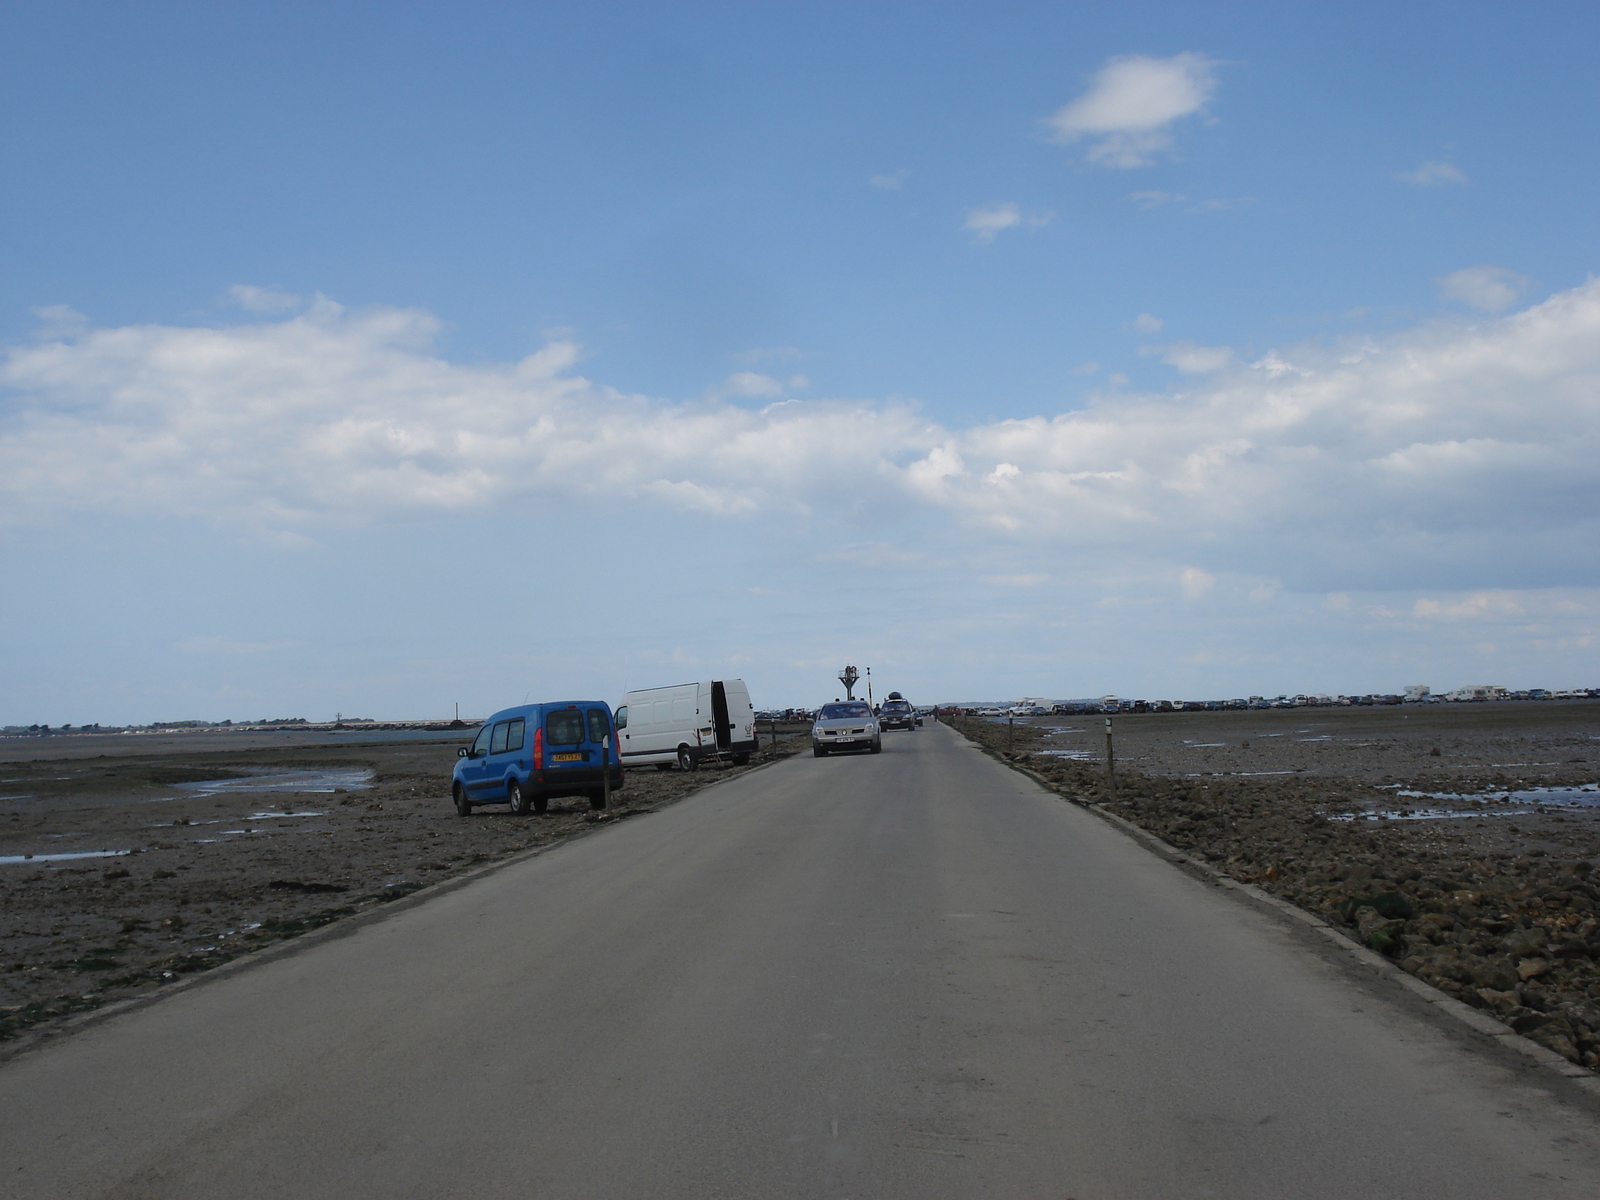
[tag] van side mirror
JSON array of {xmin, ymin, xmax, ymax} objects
[{"xmin": 457, "ymin": 747, "xmax": 468, "ymax": 758}]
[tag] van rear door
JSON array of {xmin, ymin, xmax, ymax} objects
[{"xmin": 711, "ymin": 681, "xmax": 733, "ymax": 750}]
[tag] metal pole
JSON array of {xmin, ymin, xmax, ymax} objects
[
  {"xmin": 1008, "ymin": 713, "xmax": 1014, "ymax": 750},
  {"xmin": 602, "ymin": 734, "xmax": 612, "ymax": 810},
  {"xmin": 1104, "ymin": 716, "xmax": 1116, "ymax": 801}
]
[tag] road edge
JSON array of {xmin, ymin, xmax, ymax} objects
[
  {"xmin": 0, "ymin": 748, "xmax": 800, "ymax": 1068},
  {"xmin": 938, "ymin": 718, "xmax": 1600, "ymax": 1102}
]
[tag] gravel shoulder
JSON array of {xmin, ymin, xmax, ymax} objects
[
  {"xmin": 946, "ymin": 702, "xmax": 1600, "ymax": 1071},
  {"xmin": 1, "ymin": 725, "xmax": 808, "ymax": 1049}
]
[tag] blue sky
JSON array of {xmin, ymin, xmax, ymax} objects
[{"xmin": 3, "ymin": 2, "xmax": 1598, "ymax": 722}]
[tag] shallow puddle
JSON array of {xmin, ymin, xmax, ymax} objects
[
  {"xmin": 172, "ymin": 768, "xmax": 373, "ymax": 797},
  {"xmin": 1332, "ymin": 782, "xmax": 1599, "ymax": 821},
  {"xmin": 0, "ymin": 849, "xmax": 131, "ymax": 865},
  {"xmin": 245, "ymin": 810, "xmax": 326, "ymax": 820},
  {"xmin": 1394, "ymin": 783, "xmax": 1599, "ymax": 807}
]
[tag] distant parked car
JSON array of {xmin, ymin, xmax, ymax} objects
[
  {"xmin": 812, "ymin": 701, "xmax": 881, "ymax": 756},
  {"xmin": 453, "ymin": 701, "xmax": 623, "ymax": 816},
  {"xmin": 878, "ymin": 692, "xmax": 920, "ymax": 731}
]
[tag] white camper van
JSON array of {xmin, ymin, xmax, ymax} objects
[{"xmin": 615, "ymin": 680, "xmax": 758, "ymax": 771}]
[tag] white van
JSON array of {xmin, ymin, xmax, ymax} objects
[{"xmin": 615, "ymin": 680, "xmax": 758, "ymax": 771}]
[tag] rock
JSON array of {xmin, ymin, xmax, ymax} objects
[
  {"xmin": 1503, "ymin": 927, "xmax": 1547, "ymax": 958},
  {"xmin": 1354, "ymin": 907, "xmax": 1404, "ymax": 953},
  {"xmin": 1517, "ymin": 957, "xmax": 1552, "ymax": 981},
  {"xmin": 1528, "ymin": 1025, "xmax": 1581, "ymax": 1063},
  {"xmin": 1470, "ymin": 955, "xmax": 1519, "ymax": 991},
  {"xmin": 1511, "ymin": 1010, "xmax": 1552, "ymax": 1034},
  {"xmin": 1475, "ymin": 987, "xmax": 1520, "ymax": 1017}
]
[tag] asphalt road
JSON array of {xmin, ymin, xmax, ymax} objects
[{"xmin": 5, "ymin": 723, "xmax": 1600, "ymax": 1198}]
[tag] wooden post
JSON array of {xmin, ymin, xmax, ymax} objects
[
  {"xmin": 1104, "ymin": 716, "xmax": 1116, "ymax": 801},
  {"xmin": 1008, "ymin": 713, "xmax": 1014, "ymax": 750},
  {"xmin": 602, "ymin": 735, "xmax": 612, "ymax": 810}
]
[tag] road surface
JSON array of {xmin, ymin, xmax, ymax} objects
[{"xmin": 4, "ymin": 722, "xmax": 1600, "ymax": 1198}]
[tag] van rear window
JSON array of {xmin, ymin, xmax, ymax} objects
[
  {"xmin": 587, "ymin": 708, "xmax": 611, "ymax": 743},
  {"xmin": 490, "ymin": 721, "xmax": 510, "ymax": 755},
  {"xmin": 506, "ymin": 718, "xmax": 525, "ymax": 752},
  {"xmin": 546, "ymin": 709, "xmax": 585, "ymax": 745}
]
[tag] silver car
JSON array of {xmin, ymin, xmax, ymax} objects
[{"xmin": 812, "ymin": 701, "xmax": 881, "ymax": 757}]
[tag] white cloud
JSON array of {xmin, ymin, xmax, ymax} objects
[
  {"xmin": 713, "ymin": 371, "xmax": 808, "ymax": 400},
  {"xmin": 1130, "ymin": 191, "xmax": 1251, "ymax": 212},
  {"xmin": 1413, "ymin": 592, "xmax": 1525, "ymax": 620},
  {"xmin": 737, "ymin": 346, "xmax": 804, "ymax": 363},
  {"xmin": 964, "ymin": 203, "xmax": 1021, "ymax": 242},
  {"xmin": 175, "ymin": 635, "xmax": 303, "ymax": 655},
  {"xmin": 4, "ymin": 280, "xmax": 1600, "ymax": 598},
  {"xmin": 1190, "ymin": 197, "xmax": 1254, "ymax": 212},
  {"xmin": 1180, "ymin": 567, "xmax": 1215, "ymax": 598},
  {"xmin": 1046, "ymin": 53, "xmax": 1217, "ymax": 168},
  {"xmin": 1398, "ymin": 160, "xmax": 1468, "ymax": 187},
  {"xmin": 869, "ymin": 170, "xmax": 909, "ymax": 190},
  {"xmin": 1132, "ymin": 313, "xmax": 1164, "ymax": 334},
  {"xmin": 1140, "ymin": 340, "xmax": 1234, "ymax": 373},
  {"xmin": 1438, "ymin": 266, "xmax": 1529, "ymax": 312},
  {"xmin": 227, "ymin": 285, "xmax": 303, "ymax": 314},
  {"xmin": 29, "ymin": 305, "xmax": 89, "ymax": 340},
  {"xmin": 1130, "ymin": 190, "xmax": 1184, "ymax": 209}
]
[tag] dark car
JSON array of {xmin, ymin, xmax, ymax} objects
[
  {"xmin": 877, "ymin": 692, "xmax": 919, "ymax": 731},
  {"xmin": 452, "ymin": 701, "xmax": 624, "ymax": 816}
]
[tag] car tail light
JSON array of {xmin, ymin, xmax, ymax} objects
[{"xmin": 533, "ymin": 726, "xmax": 544, "ymax": 770}]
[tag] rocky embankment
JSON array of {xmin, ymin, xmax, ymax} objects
[{"xmin": 945, "ymin": 713, "xmax": 1600, "ymax": 1070}]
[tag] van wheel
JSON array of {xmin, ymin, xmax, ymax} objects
[
  {"xmin": 731, "ymin": 752, "xmax": 750, "ymax": 766},
  {"xmin": 654, "ymin": 763, "xmax": 674, "ymax": 772},
  {"xmin": 453, "ymin": 784, "xmax": 472, "ymax": 817},
  {"xmin": 588, "ymin": 790, "xmax": 607, "ymax": 810},
  {"xmin": 677, "ymin": 747, "xmax": 697, "ymax": 772},
  {"xmin": 532, "ymin": 792, "xmax": 548, "ymax": 814},
  {"xmin": 508, "ymin": 780, "xmax": 530, "ymax": 815}
]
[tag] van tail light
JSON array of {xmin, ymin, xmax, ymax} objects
[{"xmin": 533, "ymin": 727, "xmax": 544, "ymax": 770}]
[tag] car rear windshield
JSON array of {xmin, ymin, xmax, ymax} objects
[
  {"xmin": 546, "ymin": 709, "xmax": 585, "ymax": 745},
  {"xmin": 820, "ymin": 703, "xmax": 872, "ymax": 719}
]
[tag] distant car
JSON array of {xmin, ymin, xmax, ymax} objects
[
  {"xmin": 452, "ymin": 701, "xmax": 623, "ymax": 816},
  {"xmin": 812, "ymin": 701, "xmax": 881, "ymax": 756},
  {"xmin": 878, "ymin": 692, "xmax": 919, "ymax": 731}
]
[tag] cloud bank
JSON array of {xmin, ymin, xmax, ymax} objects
[{"xmin": 4, "ymin": 283, "xmax": 1599, "ymax": 592}]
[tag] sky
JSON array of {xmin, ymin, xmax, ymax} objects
[{"xmin": 2, "ymin": 1, "xmax": 1598, "ymax": 722}]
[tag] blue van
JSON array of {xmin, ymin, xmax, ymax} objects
[{"xmin": 452, "ymin": 701, "xmax": 624, "ymax": 816}]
